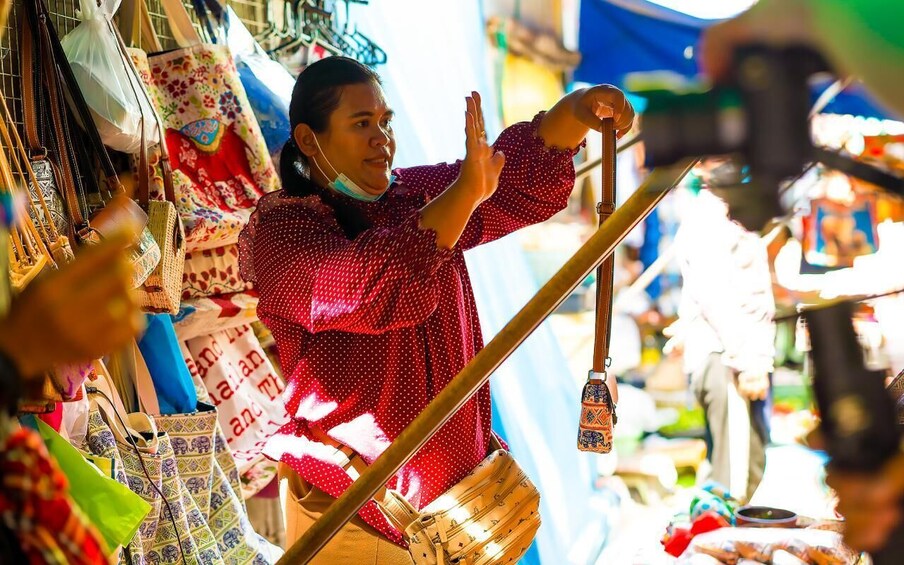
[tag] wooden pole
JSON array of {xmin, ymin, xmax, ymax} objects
[{"xmin": 278, "ymin": 158, "xmax": 699, "ymax": 564}]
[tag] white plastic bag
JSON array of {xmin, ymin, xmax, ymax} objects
[{"xmin": 61, "ymin": 0, "xmax": 159, "ymax": 153}]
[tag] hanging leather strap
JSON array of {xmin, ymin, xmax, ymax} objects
[
  {"xmin": 117, "ymin": 0, "xmax": 198, "ymax": 50},
  {"xmin": 592, "ymin": 118, "xmax": 617, "ymax": 376},
  {"xmin": 111, "ymin": 21, "xmax": 178, "ymax": 206},
  {"xmin": 20, "ymin": 2, "xmax": 86, "ymax": 230},
  {"xmin": 159, "ymin": 0, "xmax": 203, "ymax": 48},
  {"xmin": 35, "ymin": 0, "xmax": 125, "ymax": 198},
  {"xmin": 120, "ymin": 0, "xmax": 164, "ymax": 52},
  {"xmin": 19, "ymin": 7, "xmax": 44, "ymax": 156}
]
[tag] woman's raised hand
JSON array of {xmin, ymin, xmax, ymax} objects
[
  {"xmin": 572, "ymin": 85, "xmax": 635, "ymax": 139},
  {"xmin": 460, "ymin": 91, "xmax": 505, "ymax": 205}
]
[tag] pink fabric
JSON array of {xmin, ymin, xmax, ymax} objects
[
  {"xmin": 37, "ymin": 403, "xmax": 63, "ymax": 432},
  {"xmin": 240, "ymin": 112, "xmax": 582, "ymax": 545}
]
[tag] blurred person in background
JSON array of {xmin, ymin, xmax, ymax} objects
[
  {"xmin": 702, "ymin": 0, "xmax": 904, "ymax": 550},
  {"xmin": 663, "ymin": 159, "xmax": 775, "ymax": 502},
  {"xmin": 0, "ymin": 197, "xmax": 144, "ymax": 561}
]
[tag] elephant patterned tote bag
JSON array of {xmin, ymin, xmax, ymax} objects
[
  {"xmin": 154, "ymin": 403, "xmax": 282, "ymax": 563},
  {"xmin": 82, "ymin": 392, "xmax": 224, "ymax": 564}
]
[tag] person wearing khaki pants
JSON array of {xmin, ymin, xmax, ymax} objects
[
  {"xmin": 243, "ymin": 55, "xmax": 634, "ymax": 564},
  {"xmin": 279, "ymin": 464, "xmax": 413, "ymax": 564}
]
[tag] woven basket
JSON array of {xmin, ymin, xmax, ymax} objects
[{"xmin": 138, "ymin": 199, "xmax": 185, "ymax": 313}]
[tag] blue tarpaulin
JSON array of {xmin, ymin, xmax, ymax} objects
[{"xmin": 575, "ymin": 0, "xmax": 891, "ymax": 120}]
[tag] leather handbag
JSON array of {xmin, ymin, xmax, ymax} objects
[
  {"xmin": 22, "ymin": 0, "xmax": 161, "ymax": 289},
  {"xmin": 0, "ymin": 95, "xmax": 63, "ymax": 292},
  {"xmin": 313, "ymin": 429, "xmax": 541, "ymax": 565},
  {"xmin": 578, "ymin": 119, "xmax": 619, "ymax": 454},
  {"xmin": 12, "ymin": 17, "xmax": 77, "ymax": 268},
  {"xmin": 396, "ymin": 437, "xmax": 541, "ymax": 565},
  {"xmin": 0, "ymin": 125, "xmax": 50, "ymax": 293}
]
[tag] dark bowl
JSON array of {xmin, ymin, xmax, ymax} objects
[{"xmin": 735, "ymin": 505, "xmax": 798, "ymax": 528}]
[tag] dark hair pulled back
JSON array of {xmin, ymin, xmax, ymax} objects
[{"xmin": 280, "ymin": 56, "xmax": 382, "ymax": 238}]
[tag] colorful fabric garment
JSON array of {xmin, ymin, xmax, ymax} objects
[
  {"xmin": 130, "ymin": 45, "xmax": 279, "ymax": 253},
  {"xmin": 239, "ymin": 112, "xmax": 581, "ymax": 544},
  {"xmin": 0, "ymin": 425, "xmax": 106, "ymax": 565},
  {"xmin": 182, "ymin": 243, "xmax": 254, "ymax": 300},
  {"xmin": 172, "ymin": 290, "xmax": 260, "ymax": 342}
]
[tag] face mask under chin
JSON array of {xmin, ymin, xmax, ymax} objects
[{"xmin": 310, "ymin": 135, "xmax": 392, "ymax": 202}]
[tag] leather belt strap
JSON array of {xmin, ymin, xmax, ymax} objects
[
  {"xmin": 306, "ymin": 425, "xmax": 420, "ymax": 533},
  {"xmin": 592, "ymin": 118, "xmax": 617, "ymax": 375},
  {"xmin": 21, "ymin": 4, "xmax": 84, "ymax": 229}
]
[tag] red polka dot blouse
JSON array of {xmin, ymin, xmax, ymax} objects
[{"xmin": 239, "ymin": 112, "xmax": 583, "ymax": 546}]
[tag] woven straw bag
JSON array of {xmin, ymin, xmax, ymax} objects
[
  {"xmin": 136, "ymin": 173, "xmax": 184, "ymax": 313},
  {"xmin": 114, "ymin": 26, "xmax": 185, "ymax": 314},
  {"xmin": 319, "ymin": 431, "xmax": 542, "ymax": 565},
  {"xmin": 139, "ymin": 197, "xmax": 184, "ymax": 313},
  {"xmin": 391, "ymin": 437, "xmax": 541, "ymax": 565}
]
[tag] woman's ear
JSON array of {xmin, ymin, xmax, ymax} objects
[{"xmin": 294, "ymin": 124, "xmax": 319, "ymax": 158}]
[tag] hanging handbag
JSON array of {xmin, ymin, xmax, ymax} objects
[
  {"xmin": 0, "ymin": 92, "xmax": 74, "ymax": 268},
  {"xmin": 115, "ymin": 25, "xmax": 187, "ymax": 314},
  {"xmin": 578, "ymin": 119, "xmax": 619, "ymax": 454},
  {"xmin": 22, "ymin": 0, "xmax": 161, "ymax": 289},
  {"xmin": 19, "ymin": 8, "xmax": 73, "ymax": 245},
  {"xmin": 120, "ymin": 0, "xmax": 279, "ymax": 253},
  {"xmin": 137, "ymin": 168, "xmax": 186, "ymax": 313},
  {"xmin": 220, "ymin": 6, "xmax": 294, "ymax": 158},
  {"xmin": 1, "ymin": 147, "xmax": 51, "ymax": 293},
  {"xmin": 136, "ymin": 316, "xmax": 198, "ymax": 415},
  {"xmin": 0, "ymin": 106, "xmax": 52, "ymax": 293},
  {"xmin": 154, "ymin": 404, "xmax": 282, "ymax": 563},
  {"xmin": 127, "ymin": 344, "xmax": 282, "ymax": 563},
  {"xmin": 84, "ymin": 361, "xmax": 228, "ymax": 565},
  {"xmin": 308, "ymin": 429, "xmax": 541, "ymax": 565}
]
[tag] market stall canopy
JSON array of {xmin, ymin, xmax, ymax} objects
[{"xmin": 575, "ymin": 0, "xmax": 891, "ymax": 120}]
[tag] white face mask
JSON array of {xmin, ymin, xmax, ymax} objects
[{"xmin": 310, "ymin": 134, "xmax": 394, "ymax": 202}]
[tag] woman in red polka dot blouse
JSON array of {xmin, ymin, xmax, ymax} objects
[{"xmin": 239, "ymin": 56, "xmax": 634, "ymax": 561}]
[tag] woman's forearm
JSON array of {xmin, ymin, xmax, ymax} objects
[
  {"xmin": 536, "ymin": 89, "xmax": 590, "ymax": 150},
  {"xmin": 419, "ymin": 180, "xmax": 480, "ymax": 249}
]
